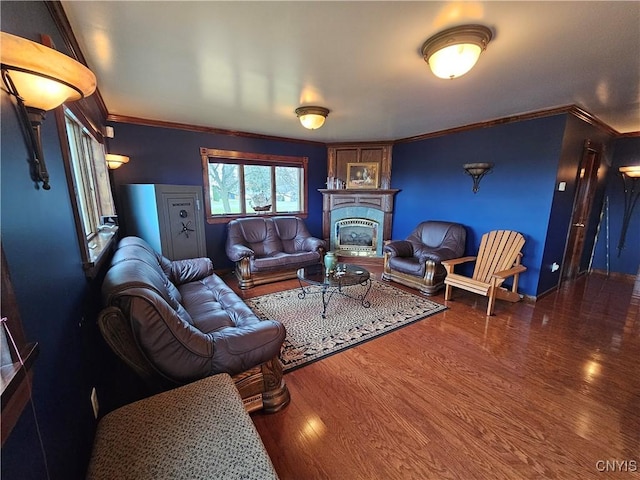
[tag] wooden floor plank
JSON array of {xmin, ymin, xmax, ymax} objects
[{"xmin": 230, "ymin": 268, "xmax": 640, "ymax": 479}]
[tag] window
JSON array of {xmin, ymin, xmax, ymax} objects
[
  {"xmin": 59, "ymin": 108, "xmax": 116, "ymax": 276},
  {"xmin": 200, "ymin": 147, "xmax": 308, "ymax": 223}
]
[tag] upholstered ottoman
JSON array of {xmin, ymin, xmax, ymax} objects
[{"xmin": 86, "ymin": 374, "xmax": 279, "ymax": 480}]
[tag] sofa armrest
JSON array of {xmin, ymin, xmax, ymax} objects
[
  {"xmin": 302, "ymin": 236, "xmax": 326, "ymax": 253},
  {"xmin": 226, "ymin": 244, "xmax": 255, "ymax": 262},
  {"xmin": 383, "ymin": 240, "xmax": 413, "ymax": 258},
  {"xmin": 211, "ymin": 320, "xmax": 286, "ymax": 375},
  {"xmin": 169, "ymin": 258, "xmax": 214, "ymax": 285}
]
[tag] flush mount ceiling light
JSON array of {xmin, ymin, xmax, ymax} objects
[
  {"xmin": 1, "ymin": 31, "xmax": 97, "ymax": 189},
  {"xmin": 106, "ymin": 154, "xmax": 130, "ymax": 170},
  {"xmin": 295, "ymin": 106, "xmax": 330, "ymax": 130},
  {"xmin": 421, "ymin": 24, "xmax": 492, "ymax": 79}
]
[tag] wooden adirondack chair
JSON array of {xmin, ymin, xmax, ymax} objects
[{"xmin": 442, "ymin": 230, "xmax": 527, "ymax": 316}]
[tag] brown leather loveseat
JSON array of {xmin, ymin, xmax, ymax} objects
[
  {"xmin": 226, "ymin": 216, "xmax": 326, "ymax": 289},
  {"xmin": 98, "ymin": 236, "xmax": 290, "ymax": 412}
]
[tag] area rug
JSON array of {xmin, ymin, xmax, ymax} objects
[{"xmin": 245, "ymin": 280, "xmax": 447, "ymax": 371}]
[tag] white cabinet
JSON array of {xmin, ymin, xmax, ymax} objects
[{"xmin": 119, "ymin": 184, "xmax": 206, "ymax": 260}]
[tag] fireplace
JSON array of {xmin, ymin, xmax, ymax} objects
[
  {"xmin": 335, "ymin": 218, "xmax": 378, "ymax": 256},
  {"xmin": 319, "ymin": 188, "xmax": 399, "ymax": 258}
]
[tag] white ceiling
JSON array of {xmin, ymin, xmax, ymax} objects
[{"xmin": 61, "ymin": 1, "xmax": 640, "ymax": 143}]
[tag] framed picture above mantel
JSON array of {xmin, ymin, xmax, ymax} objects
[
  {"xmin": 327, "ymin": 142, "xmax": 393, "ymax": 190},
  {"xmin": 347, "ymin": 162, "xmax": 379, "ymax": 189}
]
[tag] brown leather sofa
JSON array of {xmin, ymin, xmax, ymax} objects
[
  {"xmin": 226, "ymin": 216, "xmax": 326, "ymax": 289},
  {"xmin": 382, "ymin": 220, "xmax": 466, "ymax": 295},
  {"xmin": 98, "ymin": 236, "xmax": 290, "ymax": 413}
]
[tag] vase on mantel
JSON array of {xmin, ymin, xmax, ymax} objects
[{"xmin": 324, "ymin": 251, "xmax": 338, "ymax": 274}]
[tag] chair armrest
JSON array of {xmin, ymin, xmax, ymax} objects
[
  {"xmin": 416, "ymin": 247, "xmax": 461, "ymax": 263},
  {"xmin": 493, "ymin": 264, "xmax": 527, "ymax": 280},
  {"xmin": 302, "ymin": 236, "xmax": 326, "ymax": 253},
  {"xmin": 226, "ymin": 244, "xmax": 254, "ymax": 262},
  {"xmin": 168, "ymin": 258, "xmax": 214, "ymax": 285},
  {"xmin": 441, "ymin": 256, "xmax": 476, "ymax": 267},
  {"xmin": 383, "ymin": 240, "xmax": 413, "ymax": 258}
]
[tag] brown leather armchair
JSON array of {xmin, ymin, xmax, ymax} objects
[
  {"xmin": 382, "ymin": 221, "xmax": 466, "ymax": 295},
  {"xmin": 226, "ymin": 216, "xmax": 326, "ymax": 289}
]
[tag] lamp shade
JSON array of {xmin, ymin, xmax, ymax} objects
[
  {"xmin": 619, "ymin": 165, "xmax": 640, "ymax": 178},
  {"xmin": 422, "ymin": 25, "xmax": 492, "ymax": 79},
  {"xmin": 295, "ymin": 106, "xmax": 329, "ymax": 130},
  {"xmin": 106, "ymin": 154, "xmax": 130, "ymax": 170},
  {"xmin": 0, "ymin": 31, "xmax": 96, "ymax": 111}
]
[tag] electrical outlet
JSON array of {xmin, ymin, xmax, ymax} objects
[{"xmin": 90, "ymin": 387, "xmax": 99, "ymax": 419}]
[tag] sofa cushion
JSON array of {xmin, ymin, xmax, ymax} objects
[
  {"xmin": 86, "ymin": 373, "xmax": 279, "ymax": 480},
  {"xmin": 179, "ymin": 274, "xmax": 261, "ymax": 333},
  {"xmin": 388, "ymin": 256, "xmax": 425, "ymax": 276},
  {"xmin": 251, "ymin": 251, "xmax": 320, "ymax": 272}
]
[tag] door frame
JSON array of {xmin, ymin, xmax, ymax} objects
[{"xmin": 560, "ymin": 139, "xmax": 603, "ymax": 283}]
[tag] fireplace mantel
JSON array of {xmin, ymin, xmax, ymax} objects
[{"xmin": 319, "ymin": 189, "xmax": 399, "ymax": 256}]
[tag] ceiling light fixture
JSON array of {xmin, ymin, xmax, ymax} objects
[
  {"xmin": 421, "ymin": 25, "xmax": 492, "ymax": 80},
  {"xmin": 0, "ymin": 31, "xmax": 97, "ymax": 190},
  {"xmin": 106, "ymin": 154, "xmax": 130, "ymax": 170},
  {"xmin": 295, "ymin": 106, "xmax": 329, "ymax": 130}
]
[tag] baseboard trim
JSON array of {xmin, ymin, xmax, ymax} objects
[{"xmin": 589, "ymin": 269, "xmax": 637, "ymax": 283}]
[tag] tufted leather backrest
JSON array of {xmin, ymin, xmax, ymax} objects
[
  {"xmin": 108, "ymin": 237, "xmax": 184, "ymax": 306},
  {"xmin": 227, "ymin": 217, "xmax": 284, "ymax": 256},
  {"xmin": 272, "ymin": 216, "xmax": 311, "ymax": 253},
  {"xmin": 408, "ymin": 221, "xmax": 466, "ymax": 257}
]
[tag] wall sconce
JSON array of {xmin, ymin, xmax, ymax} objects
[
  {"xmin": 421, "ymin": 25, "xmax": 492, "ymax": 79},
  {"xmin": 463, "ymin": 162, "xmax": 494, "ymax": 193},
  {"xmin": 295, "ymin": 106, "xmax": 329, "ymax": 130},
  {"xmin": 617, "ymin": 165, "xmax": 640, "ymax": 257},
  {"xmin": 106, "ymin": 154, "xmax": 130, "ymax": 170},
  {"xmin": 0, "ymin": 32, "xmax": 97, "ymax": 190}
]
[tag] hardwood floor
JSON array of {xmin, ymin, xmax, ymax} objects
[{"xmin": 231, "ymin": 268, "xmax": 640, "ymax": 479}]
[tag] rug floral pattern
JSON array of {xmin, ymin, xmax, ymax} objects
[{"xmin": 245, "ymin": 280, "xmax": 447, "ymax": 371}]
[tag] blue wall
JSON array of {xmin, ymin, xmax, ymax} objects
[
  {"xmin": 1, "ymin": 2, "xmax": 98, "ymax": 479},
  {"xmin": 591, "ymin": 137, "xmax": 640, "ymax": 275},
  {"xmin": 107, "ymin": 123, "xmax": 327, "ymax": 268},
  {"xmin": 392, "ymin": 116, "xmax": 567, "ymax": 297}
]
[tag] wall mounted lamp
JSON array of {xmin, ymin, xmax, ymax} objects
[
  {"xmin": 617, "ymin": 165, "xmax": 640, "ymax": 257},
  {"xmin": 421, "ymin": 25, "xmax": 492, "ymax": 79},
  {"xmin": 0, "ymin": 32, "xmax": 97, "ymax": 190},
  {"xmin": 295, "ymin": 106, "xmax": 329, "ymax": 130},
  {"xmin": 106, "ymin": 154, "xmax": 130, "ymax": 170},
  {"xmin": 463, "ymin": 162, "xmax": 494, "ymax": 193}
]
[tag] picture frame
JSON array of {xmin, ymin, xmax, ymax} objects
[{"xmin": 346, "ymin": 162, "xmax": 379, "ymax": 189}]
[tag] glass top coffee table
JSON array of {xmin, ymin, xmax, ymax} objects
[{"xmin": 297, "ymin": 263, "xmax": 372, "ymax": 318}]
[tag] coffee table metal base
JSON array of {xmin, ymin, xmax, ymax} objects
[{"xmin": 297, "ymin": 264, "xmax": 372, "ymax": 318}]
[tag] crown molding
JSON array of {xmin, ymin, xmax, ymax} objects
[
  {"xmin": 106, "ymin": 114, "xmax": 326, "ymax": 146},
  {"xmin": 396, "ymin": 105, "xmax": 623, "ymax": 144}
]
